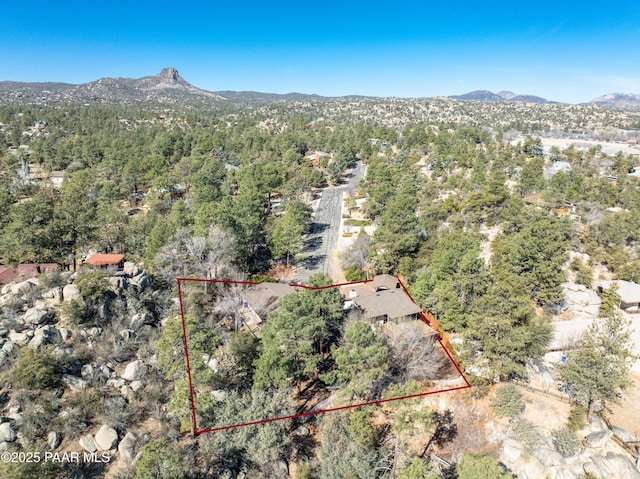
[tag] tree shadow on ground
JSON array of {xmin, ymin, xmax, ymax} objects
[
  {"xmin": 307, "ymin": 223, "xmax": 329, "ymax": 235},
  {"xmin": 295, "ymin": 254, "xmax": 325, "ymax": 270}
]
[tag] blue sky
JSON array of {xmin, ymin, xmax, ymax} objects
[{"xmin": 1, "ymin": 1, "xmax": 639, "ymax": 103}]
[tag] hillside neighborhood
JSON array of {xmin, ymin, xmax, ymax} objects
[{"xmin": 0, "ymin": 68, "xmax": 640, "ymax": 479}]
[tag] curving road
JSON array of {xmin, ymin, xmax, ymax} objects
[{"xmin": 294, "ymin": 162, "xmax": 365, "ymax": 284}]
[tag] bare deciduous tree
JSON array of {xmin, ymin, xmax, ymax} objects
[
  {"xmin": 340, "ymin": 231, "xmax": 371, "ymax": 272},
  {"xmin": 213, "ymin": 284, "xmax": 247, "ymax": 332},
  {"xmin": 155, "ymin": 225, "xmax": 238, "ymax": 290},
  {"xmin": 386, "ymin": 321, "xmax": 448, "ymax": 383}
]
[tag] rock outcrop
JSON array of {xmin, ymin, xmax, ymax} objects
[
  {"xmin": 117, "ymin": 432, "xmax": 138, "ymax": 461},
  {"xmin": 79, "ymin": 434, "xmax": 97, "ymax": 453},
  {"xmin": 562, "ymin": 283, "xmax": 601, "ymax": 320},
  {"xmin": 47, "ymin": 431, "xmax": 62, "ymax": 449},
  {"xmin": 0, "ymin": 422, "xmax": 16, "ymax": 442},
  {"xmin": 95, "ymin": 425, "xmax": 118, "ymax": 451},
  {"xmin": 121, "ymin": 360, "xmax": 146, "ymax": 381},
  {"xmin": 62, "ymin": 283, "xmax": 81, "ymax": 302},
  {"xmin": 584, "ymin": 430, "xmax": 613, "ymax": 448}
]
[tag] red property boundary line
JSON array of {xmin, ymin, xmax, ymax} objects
[{"xmin": 176, "ymin": 276, "xmax": 471, "ymax": 435}]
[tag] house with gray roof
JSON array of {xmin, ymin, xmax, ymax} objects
[
  {"xmin": 242, "ymin": 282, "xmax": 298, "ymax": 326},
  {"xmin": 599, "ymin": 280, "xmax": 640, "ymax": 314},
  {"xmin": 342, "ymin": 274, "xmax": 424, "ymax": 324}
]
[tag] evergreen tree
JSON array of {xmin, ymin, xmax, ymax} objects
[
  {"xmin": 465, "ymin": 281, "xmax": 552, "ymax": 381},
  {"xmin": 397, "ymin": 458, "xmax": 440, "ymax": 479},
  {"xmin": 456, "ymin": 453, "xmax": 510, "ymax": 479},
  {"xmin": 411, "ymin": 231, "xmax": 489, "ymax": 331},
  {"xmin": 0, "ymin": 189, "xmax": 57, "ymax": 264},
  {"xmin": 269, "ymin": 200, "xmax": 309, "ymax": 266},
  {"xmin": 318, "ymin": 412, "xmax": 380, "ymax": 479},
  {"xmin": 55, "ymin": 169, "xmax": 99, "ymax": 268},
  {"xmin": 518, "ymin": 157, "xmax": 545, "ymax": 196},
  {"xmin": 253, "ymin": 290, "xmax": 330, "ymax": 389},
  {"xmin": 491, "ymin": 212, "xmax": 570, "ymax": 305},
  {"xmin": 558, "ymin": 312, "xmax": 633, "ymax": 417},
  {"xmin": 323, "ymin": 320, "xmax": 389, "ymax": 399}
]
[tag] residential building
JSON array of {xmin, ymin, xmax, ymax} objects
[
  {"xmin": 242, "ymin": 282, "xmax": 298, "ymax": 326},
  {"xmin": 599, "ymin": 280, "xmax": 640, "ymax": 314},
  {"xmin": 85, "ymin": 253, "xmax": 125, "ymax": 270},
  {"xmin": 342, "ymin": 274, "xmax": 423, "ymax": 324}
]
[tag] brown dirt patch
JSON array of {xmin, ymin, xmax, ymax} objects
[
  {"xmin": 328, "ymin": 251, "xmax": 346, "ymax": 284},
  {"xmin": 606, "ymin": 371, "xmax": 640, "ymax": 438}
]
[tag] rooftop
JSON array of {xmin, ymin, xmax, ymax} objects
[
  {"xmin": 85, "ymin": 253, "xmax": 125, "ymax": 266},
  {"xmin": 351, "ymin": 288, "xmax": 423, "ymax": 320},
  {"xmin": 243, "ymin": 282, "xmax": 298, "ymax": 320},
  {"xmin": 371, "ymin": 273, "xmax": 400, "ymax": 291},
  {"xmin": 0, "ymin": 263, "xmax": 60, "ymax": 284},
  {"xmin": 342, "ymin": 275, "xmax": 423, "ymax": 321},
  {"xmin": 0, "ymin": 265, "xmax": 17, "ymax": 285},
  {"xmin": 599, "ymin": 280, "xmax": 640, "ymax": 304}
]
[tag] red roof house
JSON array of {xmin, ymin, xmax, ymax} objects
[
  {"xmin": 0, "ymin": 263, "xmax": 62, "ymax": 285},
  {"xmin": 0, "ymin": 265, "xmax": 18, "ymax": 285},
  {"xmin": 16, "ymin": 263, "xmax": 39, "ymax": 280},
  {"xmin": 85, "ymin": 254, "xmax": 125, "ymax": 269}
]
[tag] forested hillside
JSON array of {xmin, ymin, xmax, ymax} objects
[{"xmin": 1, "ymin": 102, "xmax": 639, "ymax": 479}]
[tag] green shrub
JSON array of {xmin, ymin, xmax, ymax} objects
[
  {"xmin": 468, "ymin": 375, "xmax": 492, "ymax": 399},
  {"xmin": 345, "ymin": 267, "xmax": 367, "ymax": 281},
  {"xmin": 0, "ymin": 460, "xmax": 65, "ymax": 479},
  {"xmin": 3, "ymin": 347, "xmax": 60, "ymax": 389},
  {"xmin": 397, "ymin": 457, "xmax": 439, "ymax": 479},
  {"xmin": 250, "ymin": 274, "xmax": 271, "ymax": 283},
  {"xmin": 512, "ymin": 419, "xmax": 542, "ymax": 452},
  {"xmin": 553, "ymin": 427, "xmax": 580, "ymax": 456},
  {"xmin": 490, "ymin": 383, "xmax": 523, "ymax": 418},
  {"xmin": 38, "ymin": 269, "xmax": 67, "ymax": 289},
  {"xmin": 348, "ymin": 408, "xmax": 379, "ymax": 447},
  {"xmin": 570, "ymin": 258, "xmax": 593, "ymax": 287},
  {"xmin": 344, "ymin": 218, "xmax": 370, "ymax": 227},
  {"xmin": 616, "ymin": 260, "xmax": 640, "ymax": 283},
  {"xmin": 457, "ymin": 453, "xmax": 511, "ymax": 479},
  {"xmin": 75, "ymin": 270, "xmax": 110, "ymax": 303},
  {"xmin": 57, "ymin": 297, "xmax": 87, "ymax": 325},
  {"xmin": 294, "ymin": 463, "xmax": 314, "ymax": 479},
  {"xmin": 135, "ymin": 438, "xmax": 185, "ymax": 479},
  {"xmin": 567, "ymin": 405, "xmax": 587, "ymax": 432}
]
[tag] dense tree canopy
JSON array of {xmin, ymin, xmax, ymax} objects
[
  {"xmin": 323, "ymin": 320, "xmax": 388, "ymax": 399},
  {"xmin": 253, "ymin": 283, "xmax": 343, "ymax": 389},
  {"xmin": 1, "ymin": 101, "xmax": 639, "ymax": 478}
]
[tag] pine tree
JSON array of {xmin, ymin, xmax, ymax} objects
[
  {"xmin": 324, "ymin": 321, "xmax": 389, "ymax": 399},
  {"xmin": 558, "ymin": 312, "xmax": 633, "ymax": 417}
]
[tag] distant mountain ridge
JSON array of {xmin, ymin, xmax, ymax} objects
[
  {"xmin": 1, "ymin": 68, "xmax": 639, "ymax": 111},
  {"xmin": 589, "ymin": 92, "xmax": 640, "ymax": 110},
  {"xmin": 448, "ymin": 89, "xmax": 558, "ymax": 104},
  {"xmin": 0, "ymin": 67, "xmax": 224, "ymax": 105},
  {"xmin": 0, "ymin": 68, "xmax": 362, "ymax": 106}
]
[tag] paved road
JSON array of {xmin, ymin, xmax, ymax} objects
[{"xmin": 294, "ymin": 162, "xmax": 366, "ymax": 284}]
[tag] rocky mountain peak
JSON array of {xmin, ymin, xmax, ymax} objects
[{"xmin": 157, "ymin": 67, "xmax": 183, "ymax": 83}]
